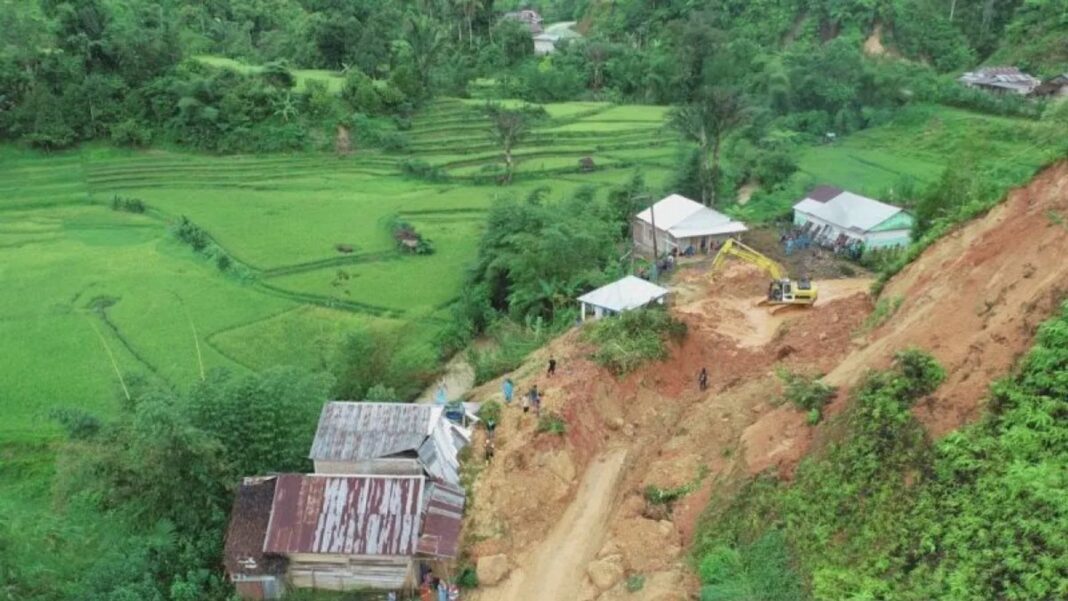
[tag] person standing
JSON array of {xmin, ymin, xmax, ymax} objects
[
  {"xmin": 529, "ymin": 385, "xmax": 542, "ymax": 416},
  {"xmin": 547, "ymin": 357, "xmax": 557, "ymax": 376},
  {"xmin": 437, "ymin": 579, "xmax": 448, "ymax": 601},
  {"xmin": 698, "ymin": 367, "xmax": 709, "ymax": 391},
  {"xmin": 502, "ymin": 378, "xmax": 514, "ymax": 403},
  {"xmin": 435, "ymin": 382, "xmax": 448, "ymax": 405}
]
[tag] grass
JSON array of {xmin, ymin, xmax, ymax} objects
[
  {"xmin": 193, "ymin": 55, "xmax": 347, "ymax": 93},
  {"xmin": 0, "ymin": 99, "xmax": 678, "ymax": 573}
]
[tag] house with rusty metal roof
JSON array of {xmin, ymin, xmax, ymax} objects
[
  {"xmin": 224, "ymin": 473, "xmax": 465, "ymax": 598},
  {"xmin": 309, "ymin": 402, "xmax": 469, "ymax": 485},
  {"xmin": 959, "ymin": 66, "xmax": 1040, "ymax": 95}
]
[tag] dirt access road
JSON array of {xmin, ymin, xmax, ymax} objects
[{"xmin": 472, "ymin": 450, "xmax": 628, "ymax": 601}]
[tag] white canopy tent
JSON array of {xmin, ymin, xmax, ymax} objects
[{"xmin": 577, "ymin": 275, "xmax": 670, "ymax": 321}]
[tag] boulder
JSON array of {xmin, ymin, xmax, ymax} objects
[
  {"xmin": 477, "ymin": 554, "xmax": 510, "ymax": 586},
  {"xmin": 587, "ymin": 558, "xmax": 625, "ymax": 591}
]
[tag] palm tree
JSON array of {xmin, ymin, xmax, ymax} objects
[
  {"xmin": 404, "ymin": 14, "xmax": 447, "ymax": 93},
  {"xmin": 669, "ymin": 87, "xmax": 750, "ymax": 206}
]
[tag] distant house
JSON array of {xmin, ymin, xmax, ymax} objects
[
  {"xmin": 309, "ymin": 402, "xmax": 469, "ymax": 486},
  {"xmin": 1032, "ymin": 73, "xmax": 1068, "ymax": 98},
  {"xmin": 533, "ymin": 32, "xmax": 560, "ymax": 55},
  {"xmin": 633, "ymin": 194, "xmax": 748, "ymax": 256},
  {"xmin": 502, "ymin": 9, "xmax": 543, "ymax": 34},
  {"xmin": 224, "ymin": 474, "xmax": 464, "ymax": 597},
  {"xmin": 577, "ymin": 275, "xmax": 670, "ymax": 321},
  {"xmin": 793, "ymin": 186, "xmax": 913, "ymax": 249},
  {"xmin": 959, "ymin": 67, "xmax": 1040, "ymax": 95}
]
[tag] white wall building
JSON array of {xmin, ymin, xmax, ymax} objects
[
  {"xmin": 577, "ymin": 275, "xmax": 670, "ymax": 321},
  {"xmin": 792, "ymin": 186, "xmax": 913, "ymax": 249},
  {"xmin": 632, "ymin": 194, "xmax": 748, "ymax": 256}
]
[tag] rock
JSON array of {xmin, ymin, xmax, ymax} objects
[
  {"xmin": 545, "ymin": 450, "xmax": 576, "ymax": 483},
  {"xmin": 657, "ymin": 520, "xmax": 675, "ymax": 537},
  {"xmin": 597, "ymin": 540, "xmax": 621, "ymax": 558},
  {"xmin": 587, "ymin": 559, "xmax": 625, "ymax": 591},
  {"xmin": 476, "ymin": 554, "xmax": 510, "ymax": 586},
  {"xmin": 607, "ymin": 417, "xmax": 625, "ymax": 431}
]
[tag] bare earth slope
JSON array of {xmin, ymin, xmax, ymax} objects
[
  {"xmin": 827, "ymin": 161, "xmax": 1068, "ymax": 435},
  {"xmin": 463, "ymin": 161, "xmax": 1068, "ymax": 600}
]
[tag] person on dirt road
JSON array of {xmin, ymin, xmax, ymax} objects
[
  {"xmin": 548, "ymin": 357, "xmax": 557, "ymax": 376},
  {"xmin": 699, "ymin": 367, "xmax": 709, "ymax": 391},
  {"xmin": 502, "ymin": 377, "xmax": 514, "ymax": 403}
]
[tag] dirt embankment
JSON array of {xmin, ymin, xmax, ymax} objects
[
  {"xmin": 827, "ymin": 161, "xmax": 1068, "ymax": 435},
  {"xmin": 464, "ymin": 265, "xmax": 873, "ymax": 601},
  {"xmin": 462, "ymin": 160, "xmax": 1068, "ymax": 601}
]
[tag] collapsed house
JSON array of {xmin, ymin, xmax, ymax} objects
[{"xmin": 224, "ymin": 402, "xmax": 470, "ymax": 599}]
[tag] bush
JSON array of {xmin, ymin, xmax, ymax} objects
[
  {"xmin": 625, "ymin": 574, "xmax": 645, "ymax": 592},
  {"xmin": 457, "ymin": 565, "xmax": 479, "ymax": 589},
  {"xmin": 110, "ymin": 195, "xmax": 146, "ymax": 213},
  {"xmin": 584, "ymin": 308, "xmax": 688, "ymax": 375},
  {"xmin": 892, "ymin": 347, "xmax": 946, "ymax": 397},
  {"xmin": 477, "ymin": 400, "xmax": 502, "ymax": 430},
  {"xmin": 110, "ymin": 119, "xmax": 152, "ymax": 147},
  {"xmin": 401, "ymin": 158, "xmax": 448, "ymax": 182},
  {"xmin": 536, "ymin": 412, "xmax": 566, "ymax": 435},
  {"xmin": 778, "ymin": 370, "xmax": 835, "ymax": 412},
  {"xmin": 171, "ymin": 216, "xmax": 208, "ymax": 251}
]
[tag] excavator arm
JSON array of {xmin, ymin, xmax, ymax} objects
[{"xmin": 710, "ymin": 238, "xmax": 786, "ymax": 281}]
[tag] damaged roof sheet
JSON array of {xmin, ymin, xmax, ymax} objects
[
  {"xmin": 416, "ymin": 481, "xmax": 466, "ymax": 559},
  {"xmin": 264, "ymin": 474, "xmax": 424, "ymax": 557},
  {"xmin": 224, "ymin": 476, "xmax": 287, "ymax": 577},
  {"xmin": 309, "ymin": 402, "xmax": 441, "ymax": 462}
]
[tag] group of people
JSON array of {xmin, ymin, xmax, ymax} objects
[{"xmin": 401, "ymin": 573, "xmax": 459, "ymax": 601}]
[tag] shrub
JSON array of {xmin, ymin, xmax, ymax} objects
[
  {"xmin": 536, "ymin": 412, "xmax": 566, "ymax": 435},
  {"xmin": 625, "ymin": 574, "xmax": 645, "ymax": 592},
  {"xmin": 778, "ymin": 369, "xmax": 835, "ymax": 414},
  {"xmin": 477, "ymin": 400, "xmax": 502, "ymax": 430},
  {"xmin": 364, "ymin": 383, "xmax": 398, "ymax": 401},
  {"xmin": 110, "ymin": 119, "xmax": 152, "ymax": 147},
  {"xmin": 893, "ymin": 347, "xmax": 946, "ymax": 397},
  {"xmin": 584, "ymin": 308, "xmax": 688, "ymax": 375},
  {"xmin": 456, "ymin": 565, "xmax": 479, "ymax": 589},
  {"xmin": 401, "ymin": 158, "xmax": 448, "ymax": 182},
  {"xmin": 171, "ymin": 216, "xmax": 208, "ymax": 251},
  {"xmin": 110, "ymin": 195, "xmax": 146, "ymax": 213}
]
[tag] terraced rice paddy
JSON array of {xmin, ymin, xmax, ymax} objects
[{"xmin": 0, "ymin": 99, "xmax": 678, "ymax": 441}]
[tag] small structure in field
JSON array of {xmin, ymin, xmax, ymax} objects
[
  {"xmin": 792, "ymin": 185, "xmax": 913, "ymax": 249},
  {"xmin": 578, "ymin": 156, "xmax": 596, "ymax": 172},
  {"xmin": 1031, "ymin": 73, "xmax": 1068, "ymax": 98},
  {"xmin": 577, "ymin": 275, "xmax": 670, "ymax": 321},
  {"xmin": 224, "ymin": 474, "xmax": 465, "ymax": 597},
  {"xmin": 633, "ymin": 194, "xmax": 748, "ymax": 256},
  {"xmin": 309, "ymin": 402, "xmax": 469, "ymax": 486},
  {"xmin": 959, "ymin": 66, "xmax": 1040, "ymax": 95}
]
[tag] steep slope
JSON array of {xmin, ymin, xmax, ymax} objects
[
  {"xmin": 461, "ymin": 161, "xmax": 1068, "ymax": 600},
  {"xmin": 827, "ymin": 161, "xmax": 1068, "ymax": 436}
]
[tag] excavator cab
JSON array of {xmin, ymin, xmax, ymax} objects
[{"xmin": 711, "ymin": 239, "xmax": 818, "ymax": 308}]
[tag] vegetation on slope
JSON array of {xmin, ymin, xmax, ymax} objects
[{"xmin": 695, "ymin": 309, "xmax": 1068, "ymax": 600}]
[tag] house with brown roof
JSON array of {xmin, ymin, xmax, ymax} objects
[{"xmin": 224, "ymin": 474, "xmax": 465, "ymax": 598}]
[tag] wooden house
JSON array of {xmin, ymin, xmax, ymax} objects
[{"xmin": 224, "ymin": 474, "xmax": 465, "ymax": 598}]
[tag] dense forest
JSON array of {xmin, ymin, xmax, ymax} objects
[
  {"xmin": 1, "ymin": 0, "xmax": 1064, "ymax": 152},
  {"xmin": 1, "ymin": 1, "xmax": 1065, "ymax": 600}
]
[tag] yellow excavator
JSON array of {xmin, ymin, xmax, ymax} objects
[{"xmin": 710, "ymin": 239, "xmax": 818, "ymax": 308}]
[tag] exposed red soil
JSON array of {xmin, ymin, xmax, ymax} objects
[
  {"xmin": 826, "ymin": 161, "xmax": 1068, "ymax": 436},
  {"xmin": 462, "ymin": 160, "xmax": 1068, "ymax": 601}
]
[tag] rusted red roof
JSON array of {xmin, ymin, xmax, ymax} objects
[
  {"xmin": 224, "ymin": 477, "xmax": 287, "ymax": 577},
  {"xmin": 309, "ymin": 402, "xmax": 440, "ymax": 462},
  {"xmin": 805, "ymin": 185, "xmax": 844, "ymax": 203},
  {"xmin": 417, "ymin": 481, "xmax": 466, "ymax": 558},
  {"xmin": 264, "ymin": 474, "xmax": 424, "ymax": 557}
]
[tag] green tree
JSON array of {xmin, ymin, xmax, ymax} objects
[{"xmin": 669, "ymin": 87, "xmax": 751, "ymax": 205}]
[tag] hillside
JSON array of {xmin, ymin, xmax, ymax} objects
[{"xmin": 460, "ymin": 161, "xmax": 1068, "ymax": 600}]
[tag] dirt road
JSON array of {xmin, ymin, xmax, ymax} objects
[
  {"xmin": 474, "ymin": 449, "xmax": 628, "ymax": 601},
  {"xmin": 416, "ymin": 353, "xmax": 475, "ymax": 404}
]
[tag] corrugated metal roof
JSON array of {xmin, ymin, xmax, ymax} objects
[
  {"xmin": 416, "ymin": 481, "xmax": 466, "ymax": 559},
  {"xmin": 264, "ymin": 474, "xmax": 424, "ymax": 557},
  {"xmin": 309, "ymin": 402, "xmax": 441, "ymax": 462},
  {"xmin": 224, "ymin": 477, "xmax": 287, "ymax": 578},
  {"xmin": 794, "ymin": 190, "xmax": 905, "ymax": 233},
  {"xmin": 577, "ymin": 276, "xmax": 670, "ymax": 313},
  {"xmin": 636, "ymin": 194, "xmax": 747, "ymax": 238},
  {"xmin": 417, "ymin": 421, "xmax": 469, "ymax": 486},
  {"xmin": 805, "ymin": 185, "xmax": 845, "ymax": 203}
]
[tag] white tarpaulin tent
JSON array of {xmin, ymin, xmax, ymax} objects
[{"xmin": 577, "ymin": 275, "xmax": 670, "ymax": 321}]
